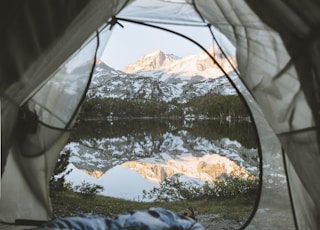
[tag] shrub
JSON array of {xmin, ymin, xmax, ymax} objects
[
  {"xmin": 74, "ymin": 181, "xmax": 104, "ymax": 199},
  {"xmin": 143, "ymin": 175, "xmax": 205, "ymax": 202},
  {"xmin": 50, "ymin": 150, "xmax": 73, "ymax": 193},
  {"xmin": 143, "ymin": 176, "xmax": 195, "ymax": 202},
  {"xmin": 50, "ymin": 151, "xmax": 104, "ymax": 199},
  {"xmin": 213, "ymin": 172, "xmax": 259, "ymax": 198},
  {"xmin": 142, "ymin": 172, "xmax": 258, "ymax": 202}
]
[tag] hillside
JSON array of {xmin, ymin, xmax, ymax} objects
[
  {"xmin": 57, "ymin": 47, "xmax": 260, "ymax": 202},
  {"xmin": 84, "ymin": 47, "xmax": 237, "ymax": 103},
  {"xmin": 122, "ymin": 46, "xmax": 236, "ymax": 78}
]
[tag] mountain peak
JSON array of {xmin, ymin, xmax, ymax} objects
[
  {"xmin": 123, "ymin": 49, "xmax": 180, "ymax": 74},
  {"xmin": 144, "ymin": 49, "xmax": 165, "ymax": 63},
  {"xmin": 122, "ymin": 46, "xmax": 236, "ymax": 78},
  {"xmin": 148, "ymin": 49, "xmax": 162, "ymax": 55}
]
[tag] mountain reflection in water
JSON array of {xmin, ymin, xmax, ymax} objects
[{"xmin": 63, "ymin": 119, "xmax": 259, "ymax": 201}]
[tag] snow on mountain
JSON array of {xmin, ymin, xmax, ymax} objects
[
  {"xmin": 86, "ymin": 49, "xmax": 237, "ymax": 103},
  {"xmin": 63, "ymin": 130, "xmax": 258, "ymax": 180},
  {"xmin": 123, "ymin": 153, "xmax": 252, "ymax": 185},
  {"xmin": 62, "ymin": 46, "xmax": 237, "ymax": 103},
  {"xmin": 123, "ymin": 49, "xmax": 180, "ymax": 73},
  {"xmin": 60, "ymin": 48, "xmax": 250, "ymax": 201},
  {"xmin": 123, "ymin": 46, "xmax": 236, "ymax": 78},
  {"xmin": 62, "ymin": 134, "xmax": 258, "ymax": 201}
]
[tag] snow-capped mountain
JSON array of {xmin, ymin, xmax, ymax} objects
[
  {"xmin": 58, "ymin": 48, "xmax": 260, "ymax": 201},
  {"xmin": 123, "ymin": 49, "xmax": 180, "ymax": 73},
  {"xmin": 123, "ymin": 153, "xmax": 252, "ymax": 185},
  {"xmin": 85, "ymin": 47, "xmax": 237, "ymax": 103},
  {"xmin": 123, "ymin": 46, "xmax": 236, "ymax": 78},
  {"xmin": 63, "ymin": 131, "xmax": 258, "ymax": 180},
  {"xmin": 62, "ymin": 131, "xmax": 260, "ymax": 201}
]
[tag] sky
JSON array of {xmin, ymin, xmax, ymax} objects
[{"xmin": 100, "ymin": 21, "xmax": 235, "ymax": 70}]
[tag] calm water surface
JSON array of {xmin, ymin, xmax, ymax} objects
[{"xmin": 62, "ymin": 118, "xmax": 259, "ymax": 201}]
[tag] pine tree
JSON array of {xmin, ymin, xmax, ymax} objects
[{"xmin": 50, "ymin": 150, "xmax": 73, "ymax": 192}]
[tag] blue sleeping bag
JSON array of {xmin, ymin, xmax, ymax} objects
[{"xmin": 34, "ymin": 207, "xmax": 205, "ymax": 229}]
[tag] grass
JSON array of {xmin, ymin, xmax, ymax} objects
[{"xmin": 50, "ymin": 190, "xmax": 257, "ymax": 221}]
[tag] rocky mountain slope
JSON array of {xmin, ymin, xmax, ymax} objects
[
  {"xmin": 64, "ymin": 133, "xmax": 258, "ymax": 183},
  {"xmin": 60, "ymin": 47, "xmax": 260, "ymax": 193},
  {"xmin": 85, "ymin": 47, "xmax": 237, "ymax": 103},
  {"xmin": 122, "ymin": 46, "xmax": 236, "ymax": 78}
]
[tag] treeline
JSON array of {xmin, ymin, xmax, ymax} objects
[
  {"xmin": 70, "ymin": 119, "xmax": 257, "ymax": 149},
  {"xmin": 186, "ymin": 94, "xmax": 249, "ymax": 118},
  {"xmin": 80, "ymin": 98, "xmax": 181, "ymax": 118},
  {"xmin": 79, "ymin": 93, "xmax": 249, "ymax": 120}
]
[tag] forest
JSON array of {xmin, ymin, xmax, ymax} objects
[{"xmin": 79, "ymin": 93, "xmax": 250, "ymax": 120}]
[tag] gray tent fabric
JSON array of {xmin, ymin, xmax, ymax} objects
[
  {"xmin": 1, "ymin": 0, "xmax": 127, "ymax": 105},
  {"xmin": 1, "ymin": 0, "xmax": 320, "ymax": 229},
  {"xmin": 196, "ymin": 1, "xmax": 320, "ymax": 228},
  {"xmin": 0, "ymin": 0, "xmax": 88, "ymax": 92},
  {"xmin": 0, "ymin": 0, "xmax": 127, "ymax": 224},
  {"xmin": 227, "ymin": 74, "xmax": 296, "ymax": 229},
  {"xmin": 0, "ymin": 133, "xmax": 69, "ymax": 223}
]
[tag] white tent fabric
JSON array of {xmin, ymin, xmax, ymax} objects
[
  {"xmin": 196, "ymin": 1, "xmax": 320, "ymax": 229},
  {"xmin": 0, "ymin": 0, "xmax": 126, "ymax": 224},
  {"xmin": 0, "ymin": 29, "xmax": 102, "ymax": 224},
  {"xmin": 1, "ymin": 0, "xmax": 320, "ymax": 229},
  {"xmin": 0, "ymin": 133, "xmax": 69, "ymax": 223}
]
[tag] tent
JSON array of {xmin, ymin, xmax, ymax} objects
[{"xmin": 1, "ymin": 0, "xmax": 320, "ymax": 229}]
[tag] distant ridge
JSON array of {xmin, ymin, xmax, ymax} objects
[
  {"xmin": 122, "ymin": 46, "xmax": 236, "ymax": 78},
  {"xmin": 86, "ymin": 60, "xmax": 237, "ymax": 103},
  {"xmin": 123, "ymin": 49, "xmax": 180, "ymax": 73}
]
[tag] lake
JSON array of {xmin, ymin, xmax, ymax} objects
[{"xmin": 61, "ymin": 118, "xmax": 259, "ymax": 201}]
